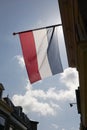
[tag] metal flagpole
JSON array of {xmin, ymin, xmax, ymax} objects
[{"xmin": 13, "ymin": 24, "xmax": 62, "ymax": 35}]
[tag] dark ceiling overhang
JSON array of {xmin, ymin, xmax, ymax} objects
[{"xmin": 78, "ymin": 0, "xmax": 87, "ymax": 33}]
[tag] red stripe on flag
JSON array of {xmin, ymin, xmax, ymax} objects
[{"xmin": 19, "ymin": 32, "xmax": 41, "ymax": 83}]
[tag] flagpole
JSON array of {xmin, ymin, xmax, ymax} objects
[{"xmin": 13, "ymin": 23, "xmax": 62, "ymax": 35}]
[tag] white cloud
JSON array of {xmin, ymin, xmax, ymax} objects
[
  {"xmin": 60, "ymin": 67, "xmax": 79, "ymax": 89},
  {"xmin": 12, "ymin": 88, "xmax": 57, "ymax": 116},
  {"xmin": 12, "ymin": 82, "xmax": 61, "ymax": 116},
  {"xmin": 51, "ymin": 123, "xmax": 59, "ymax": 129},
  {"xmin": 12, "ymin": 67, "xmax": 79, "ymax": 116},
  {"xmin": 15, "ymin": 55, "xmax": 25, "ymax": 68}
]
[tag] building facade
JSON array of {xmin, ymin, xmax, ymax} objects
[
  {"xmin": 58, "ymin": 0, "xmax": 87, "ymax": 129},
  {"xmin": 0, "ymin": 83, "xmax": 38, "ymax": 130}
]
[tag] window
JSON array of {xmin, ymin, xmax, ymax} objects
[
  {"xmin": 9, "ymin": 126, "xmax": 13, "ymax": 130},
  {"xmin": 0, "ymin": 116, "xmax": 5, "ymax": 130}
]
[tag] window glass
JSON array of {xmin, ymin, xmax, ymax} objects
[
  {"xmin": 9, "ymin": 126, "xmax": 13, "ymax": 130},
  {"xmin": 0, "ymin": 116, "xmax": 5, "ymax": 130},
  {"xmin": 0, "ymin": 116, "xmax": 5, "ymax": 126}
]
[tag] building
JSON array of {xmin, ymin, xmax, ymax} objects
[
  {"xmin": 58, "ymin": 0, "xmax": 87, "ymax": 129},
  {"xmin": 0, "ymin": 83, "xmax": 38, "ymax": 130}
]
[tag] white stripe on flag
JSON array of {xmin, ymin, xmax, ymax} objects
[{"xmin": 33, "ymin": 29, "xmax": 52, "ymax": 79}]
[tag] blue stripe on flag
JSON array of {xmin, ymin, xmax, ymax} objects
[{"xmin": 47, "ymin": 27, "xmax": 63, "ymax": 74}]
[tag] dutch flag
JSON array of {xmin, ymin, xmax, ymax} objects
[{"xmin": 19, "ymin": 26, "xmax": 63, "ymax": 83}]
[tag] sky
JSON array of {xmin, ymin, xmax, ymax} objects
[{"xmin": 0, "ymin": 0, "xmax": 80, "ymax": 130}]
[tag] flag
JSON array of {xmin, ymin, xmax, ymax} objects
[{"xmin": 19, "ymin": 26, "xmax": 63, "ymax": 83}]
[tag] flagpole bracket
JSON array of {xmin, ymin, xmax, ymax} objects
[{"xmin": 13, "ymin": 32, "xmax": 16, "ymax": 35}]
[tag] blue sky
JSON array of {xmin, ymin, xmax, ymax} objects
[{"xmin": 0, "ymin": 0, "xmax": 80, "ymax": 130}]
